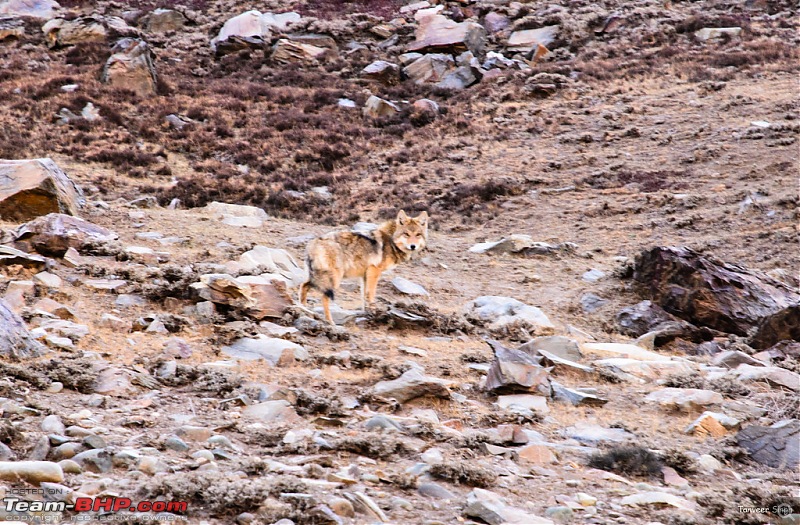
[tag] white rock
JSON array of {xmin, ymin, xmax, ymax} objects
[{"xmin": 391, "ymin": 277, "xmax": 429, "ymax": 296}]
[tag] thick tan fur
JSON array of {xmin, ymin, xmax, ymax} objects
[{"xmin": 300, "ymin": 210, "xmax": 429, "ymax": 324}]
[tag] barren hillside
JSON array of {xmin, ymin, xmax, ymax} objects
[{"xmin": 0, "ymin": 0, "xmax": 798, "ymax": 523}]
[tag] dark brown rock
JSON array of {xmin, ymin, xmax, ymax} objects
[
  {"xmin": 751, "ymin": 304, "xmax": 800, "ymax": 349},
  {"xmin": 633, "ymin": 247, "xmax": 800, "ymax": 337}
]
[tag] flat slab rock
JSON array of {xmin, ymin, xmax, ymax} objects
[{"xmin": 736, "ymin": 419, "xmax": 799, "ymax": 470}]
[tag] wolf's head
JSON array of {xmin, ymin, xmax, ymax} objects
[{"xmin": 393, "ymin": 210, "xmax": 429, "ymax": 254}]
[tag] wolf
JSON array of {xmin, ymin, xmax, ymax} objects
[{"xmin": 300, "ymin": 210, "xmax": 429, "ymax": 324}]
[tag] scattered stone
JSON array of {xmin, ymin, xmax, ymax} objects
[
  {"xmin": 206, "ymin": 201, "xmax": 267, "ymax": 225},
  {"xmin": 544, "ymin": 506, "xmax": 573, "ymax": 523},
  {"xmin": 469, "ymin": 235, "xmax": 575, "ymax": 256},
  {"xmin": 404, "ymin": 53, "xmax": 455, "ymax": 84},
  {"xmin": 42, "ymin": 15, "xmax": 137, "ymax": 48},
  {"xmin": 101, "ymin": 38, "xmax": 157, "ymax": 96},
  {"xmin": 563, "ymin": 422, "xmax": 635, "ymax": 444},
  {"xmin": 272, "ymin": 38, "xmax": 331, "ymax": 64},
  {"xmin": 594, "ymin": 358, "xmax": 695, "ymax": 382},
  {"xmin": 732, "ymin": 364, "xmax": 800, "ymax": 391},
  {"xmin": 33, "ymin": 271, "xmax": 61, "ymax": 289},
  {"xmin": 483, "ymin": 12, "xmax": 509, "ymax": 34},
  {"xmin": 0, "ymin": 0, "xmax": 59, "ymax": 19},
  {"xmin": 371, "ymin": 368, "xmax": 453, "ymax": 403},
  {"xmin": 84, "ymin": 279, "xmax": 127, "ymax": 292},
  {"xmin": 226, "ymin": 245, "xmax": 306, "ymax": 287},
  {"xmin": 582, "ymin": 269, "xmax": 605, "ymax": 282},
  {"xmin": 140, "ymin": 8, "xmax": 186, "ymax": 33},
  {"xmin": 418, "ymin": 482, "xmax": 456, "ymax": 500},
  {"xmin": 484, "ymin": 340, "xmax": 551, "ymax": 395},
  {"xmin": 242, "ymin": 400, "xmax": 300, "ymax": 423},
  {"xmin": 0, "ymin": 16, "xmax": 25, "ymax": 40},
  {"xmin": 519, "ymin": 444, "xmax": 557, "ymax": 465},
  {"xmin": 191, "ymin": 274, "xmax": 292, "ymax": 319},
  {"xmin": 0, "ymin": 246, "xmax": 46, "ymax": 268},
  {"xmin": 496, "ymin": 394, "xmax": 550, "ymax": 416},
  {"xmin": 0, "ymin": 159, "xmax": 84, "ymax": 221},
  {"xmin": 71, "ymin": 449, "xmax": 113, "ymax": 473},
  {"xmin": 344, "ymin": 491, "xmax": 388, "ymax": 522},
  {"xmin": 361, "ymin": 60, "xmax": 400, "ymax": 84},
  {"xmin": 644, "ymin": 388, "xmax": 723, "ymax": 412},
  {"xmin": 464, "ymin": 488, "xmax": 553, "ymax": 525},
  {"xmin": 41, "ymin": 415, "xmax": 65, "ymax": 434},
  {"xmin": 0, "ymin": 461, "xmax": 63, "ymax": 483},
  {"xmin": 695, "ymin": 27, "xmax": 741, "ymax": 41},
  {"xmin": 363, "ymin": 95, "xmax": 400, "ymax": 118},
  {"xmin": 581, "ymin": 342, "xmax": 673, "ymax": 362},
  {"xmin": 551, "ymin": 382, "xmax": 608, "ymax": 407},
  {"xmin": 685, "ymin": 412, "xmax": 740, "ymax": 437},
  {"xmin": 521, "ymin": 336, "xmax": 582, "ymax": 362},
  {"xmin": 620, "ymin": 491, "xmax": 695, "ymax": 512},
  {"xmin": 391, "ymin": 277, "xmax": 429, "ymax": 296},
  {"xmin": 222, "ymin": 336, "xmax": 308, "ymax": 366},
  {"xmin": 465, "ymin": 296, "xmax": 555, "ymax": 335},
  {"xmin": 0, "ymin": 298, "xmax": 47, "ymax": 358},
  {"xmin": 11, "ymin": 213, "xmax": 116, "ymax": 256},
  {"xmin": 210, "ymin": 10, "xmax": 300, "ymax": 55}
]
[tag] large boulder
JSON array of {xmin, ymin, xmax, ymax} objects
[
  {"xmin": 408, "ymin": 13, "xmax": 485, "ymax": 56},
  {"xmin": 101, "ymin": 38, "xmax": 157, "ymax": 96},
  {"xmin": 737, "ymin": 419, "xmax": 799, "ymax": 470},
  {"xmin": 0, "ymin": 159, "xmax": 83, "ymax": 221},
  {"xmin": 10, "ymin": 213, "xmax": 116, "ymax": 256},
  {"xmin": 0, "ymin": 298, "xmax": 47, "ymax": 358},
  {"xmin": 633, "ymin": 247, "xmax": 800, "ymax": 338},
  {"xmin": 0, "ymin": 0, "xmax": 59, "ymax": 20}
]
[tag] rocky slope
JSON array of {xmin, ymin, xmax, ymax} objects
[{"xmin": 0, "ymin": 0, "xmax": 799, "ymax": 524}]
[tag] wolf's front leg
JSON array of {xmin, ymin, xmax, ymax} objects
[
  {"xmin": 365, "ymin": 266, "xmax": 382, "ymax": 305},
  {"xmin": 360, "ymin": 277, "xmax": 367, "ymax": 310}
]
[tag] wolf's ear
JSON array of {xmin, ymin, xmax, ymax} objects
[
  {"xmin": 397, "ymin": 210, "xmax": 408, "ymax": 225},
  {"xmin": 416, "ymin": 211, "xmax": 428, "ymax": 226}
]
